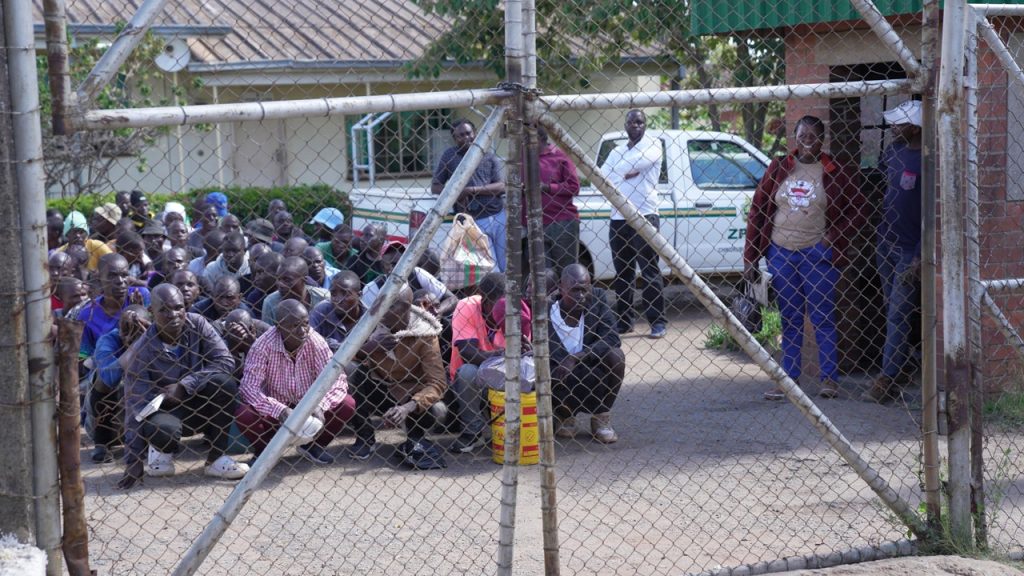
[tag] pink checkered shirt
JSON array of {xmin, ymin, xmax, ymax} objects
[{"xmin": 240, "ymin": 327, "xmax": 348, "ymax": 419}]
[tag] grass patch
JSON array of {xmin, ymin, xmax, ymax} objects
[
  {"xmin": 983, "ymin": 389, "xmax": 1024, "ymax": 429},
  {"xmin": 704, "ymin": 306, "xmax": 781, "ymax": 353}
]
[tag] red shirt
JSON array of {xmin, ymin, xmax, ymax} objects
[{"xmin": 521, "ymin": 144, "xmax": 581, "ymax": 225}]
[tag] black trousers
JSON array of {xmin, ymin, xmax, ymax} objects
[
  {"xmin": 553, "ymin": 361, "xmax": 622, "ymax": 417},
  {"xmin": 349, "ymin": 365, "xmax": 443, "ymax": 444},
  {"xmin": 609, "ymin": 215, "xmax": 666, "ymax": 328},
  {"xmin": 139, "ymin": 373, "xmax": 238, "ymax": 461},
  {"xmin": 89, "ymin": 386, "xmax": 123, "ymax": 448}
]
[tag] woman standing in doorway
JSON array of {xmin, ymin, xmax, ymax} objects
[{"xmin": 743, "ymin": 116, "xmax": 864, "ymax": 400}]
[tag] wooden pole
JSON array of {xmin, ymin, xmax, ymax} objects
[{"xmin": 56, "ymin": 319, "xmax": 91, "ymax": 576}]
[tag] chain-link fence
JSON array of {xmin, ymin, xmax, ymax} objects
[{"xmin": 18, "ymin": 0, "xmax": 1024, "ymax": 573}]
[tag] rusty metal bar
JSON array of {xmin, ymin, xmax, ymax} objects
[{"xmin": 56, "ymin": 319, "xmax": 91, "ymax": 576}]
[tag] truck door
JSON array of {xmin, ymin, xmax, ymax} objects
[{"xmin": 680, "ymin": 139, "xmax": 767, "ymax": 274}]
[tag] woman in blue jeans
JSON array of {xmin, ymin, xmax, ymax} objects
[{"xmin": 742, "ymin": 116, "xmax": 865, "ymax": 400}]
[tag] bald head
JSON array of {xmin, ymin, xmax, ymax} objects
[
  {"xmin": 151, "ymin": 283, "xmax": 180, "ymax": 308},
  {"xmin": 277, "ymin": 298, "xmax": 308, "ymax": 324},
  {"xmin": 559, "ymin": 263, "xmax": 592, "ymax": 314},
  {"xmin": 381, "ymin": 285, "xmax": 414, "ymax": 333},
  {"xmin": 561, "ymin": 263, "xmax": 589, "ymax": 283},
  {"xmin": 282, "ymin": 236, "xmax": 309, "ymax": 258},
  {"xmin": 277, "ymin": 256, "xmax": 309, "ymax": 299},
  {"xmin": 276, "ymin": 298, "xmax": 309, "ymax": 351}
]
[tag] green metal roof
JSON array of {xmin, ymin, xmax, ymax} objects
[{"xmin": 690, "ymin": 0, "xmax": 965, "ymax": 35}]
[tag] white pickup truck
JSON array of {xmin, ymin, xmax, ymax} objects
[{"xmin": 349, "ymin": 130, "xmax": 770, "ymax": 281}]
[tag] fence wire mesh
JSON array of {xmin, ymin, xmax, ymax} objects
[{"xmin": 24, "ymin": 0, "xmax": 1024, "ymax": 573}]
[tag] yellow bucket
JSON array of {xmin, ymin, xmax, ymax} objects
[{"xmin": 488, "ymin": 389, "xmax": 539, "ymax": 465}]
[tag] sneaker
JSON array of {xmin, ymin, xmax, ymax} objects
[
  {"xmin": 649, "ymin": 323, "xmax": 667, "ymax": 339},
  {"xmin": 861, "ymin": 375, "xmax": 899, "ymax": 404},
  {"xmin": 555, "ymin": 416, "xmax": 577, "ymax": 439},
  {"xmin": 818, "ymin": 380, "xmax": 840, "ymax": 399},
  {"xmin": 401, "ymin": 439, "xmax": 448, "ymax": 470},
  {"xmin": 204, "ymin": 455, "xmax": 249, "ymax": 480},
  {"xmin": 145, "ymin": 446, "xmax": 175, "ymax": 477},
  {"xmin": 347, "ymin": 439, "xmax": 376, "ymax": 461},
  {"xmin": 449, "ymin": 431, "xmax": 486, "ymax": 453},
  {"xmin": 297, "ymin": 443, "xmax": 335, "ymax": 465},
  {"xmin": 91, "ymin": 445, "xmax": 113, "ymax": 464},
  {"xmin": 590, "ymin": 413, "xmax": 618, "ymax": 444}
]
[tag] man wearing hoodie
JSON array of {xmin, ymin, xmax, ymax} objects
[{"xmin": 347, "ymin": 286, "xmax": 448, "ymax": 469}]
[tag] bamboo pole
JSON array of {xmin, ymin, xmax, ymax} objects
[
  {"xmin": 963, "ymin": 22, "xmax": 988, "ymax": 549},
  {"xmin": 920, "ymin": 0, "xmax": 944, "ymax": 533},
  {"xmin": 982, "ymin": 292, "xmax": 1024, "ymax": 364},
  {"xmin": 539, "ymin": 80, "xmax": 911, "ymax": 112},
  {"xmin": 76, "ymin": 0, "xmax": 170, "ymax": 107},
  {"xmin": 172, "ymin": 104, "xmax": 508, "ymax": 576},
  {"xmin": 56, "ymin": 319, "xmax": 91, "ymax": 576},
  {"xmin": 847, "ymin": 0, "xmax": 922, "ymax": 76},
  {"xmin": 497, "ymin": 1, "xmax": 525, "ymax": 573},
  {"xmin": 6, "ymin": 1, "xmax": 63, "ymax": 572},
  {"xmin": 973, "ymin": 4, "xmax": 1024, "ymax": 15},
  {"xmin": 78, "ymin": 88, "xmax": 513, "ymax": 130},
  {"xmin": 524, "ymin": 102, "xmax": 561, "ymax": 576},
  {"xmin": 938, "ymin": 0, "xmax": 973, "ymax": 549},
  {"xmin": 523, "ymin": 0, "xmax": 537, "ymax": 89},
  {"xmin": 42, "ymin": 0, "xmax": 71, "ymax": 135},
  {"xmin": 538, "ymin": 113, "xmax": 930, "ymax": 540},
  {"xmin": 690, "ymin": 539, "xmax": 917, "ymax": 576}
]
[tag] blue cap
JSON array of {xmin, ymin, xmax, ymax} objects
[
  {"xmin": 205, "ymin": 192, "xmax": 229, "ymax": 217},
  {"xmin": 309, "ymin": 207, "xmax": 345, "ymax": 230}
]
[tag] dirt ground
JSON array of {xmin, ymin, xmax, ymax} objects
[
  {"xmin": 80, "ymin": 287, "xmax": 1024, "ymax": 575},
  {"xmin": 775, "ymin": 555, "xmax": 1024, "ymax": 575}
]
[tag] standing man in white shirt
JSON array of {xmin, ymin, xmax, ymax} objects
[{"xmin": 603, "ymin": 109, "xmax": 668, "ymax": 339}]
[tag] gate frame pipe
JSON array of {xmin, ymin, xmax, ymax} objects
[
  {"xmin": 536, "ymin": 112, "xmax": 930, "ymax": 541},
  {"xmin": 172, "ymin": 105, "xmax": 507, "ymax": 576},
  {"xmin": 6, "ymin": 1, "xmax": 63, "ymax": 573},
  {"xmin": 938, "ymin": 0, "xmax": 974, "ymax": 550}
]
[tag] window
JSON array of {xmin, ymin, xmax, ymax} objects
[
  {"xmin": 686, "ymin": 140, "xmax": 766, "ymax": 190},
  {"xmin": 596, "ymin": 138, "xmax": 669, "ymax": 184},
  {"xmin": 348, "ymin": 109, "xmax": 451, "ymax": 180}
]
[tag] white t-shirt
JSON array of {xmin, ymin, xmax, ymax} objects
[
  {"xmin": 550, "ymin": 301, "xmax": 584, "ymax": 355},
  {"xmin": 361, "ymin": 267, "xmax": 448, "ymax": 310},
  {"xmin": 602, "ymin": 135, "xmax": 663, "ymax": 220}
]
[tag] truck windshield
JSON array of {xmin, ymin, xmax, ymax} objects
[{"xmin": 687, "ymin": 140, "xmax": 766, "ymax": 190}]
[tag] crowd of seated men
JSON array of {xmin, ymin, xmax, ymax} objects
[{"xmin": 48, "ymin": 193, "xmax": 623, "ymax": 487}]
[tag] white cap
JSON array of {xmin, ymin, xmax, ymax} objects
[{"xmin": 883, "ymin": 100, "xmax": 923, "ymax": 127}]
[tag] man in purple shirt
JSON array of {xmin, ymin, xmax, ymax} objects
[
  {"xmin": 310, "ymin": 270, "xmax": 363, "ymax": 351},
  {"xmin": 118, "ymin": 284, "xmax": 247, "ymax": 489},
  {"xmin": 75, "ymin": 253, "xmax": 151, "ymax": 358},
  {"xmin": 536, "ymin": 124, "xmax": 582, "ymax": 276}
]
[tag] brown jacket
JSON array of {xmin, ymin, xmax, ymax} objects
[{"xmin": 364, "ymin": 306, "xmax": 447, "ymax": 412}]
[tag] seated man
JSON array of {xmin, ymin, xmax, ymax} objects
[
  {"xmin": 316, "ymin": 223, "xmax": 356, "ymax": 269},
  {"xmin": 303, "ymin": 245, "xmax": 339, "ymax": 290},
  {"xmin": 345, "ymin": 223, "xmax": 388, "ymax": 285},
  {"xmin": 118, "ymin": 284, "xmax": 248, "ymax": 488},
  {"xmin": 245, "ymin": 251, "xmax": 283, "ymax": 321},
  {"xmin": 75, "ymin": 253, "xmax": 151, "ymax": 359},
  {"xmin": 360, "ymin": 241, "xmax": 457, "ymax": 317},
  {"xmin": 549, "ymin": 264, "xmax": 624, "ymax": 443},
  {"xmin": 448, "ymin": 272, "xmax": 507, "ymax": 453},
  {"xmin": 202, "ymin": 231, "xmax": 250, "ymax": 291},
  {"xmin": 147, "ymin": 246, "xmax": 189, "ymax": 289},
  {"xmin": 310, "ymin": 271, "xmax": 363, "ymax": 351},
  {"xmin": 348, "ymin": 286, "xmax": 448, "ymax": 470},
  {"xmin": 261, "ymin": 257, "xmax": 330, "ymax": 325},
  {"xmin": 88, "ymin": 305, "xmax": 150, "ymax": 463},
  {"xmin": 192, "ymin": 276, "xmax": 252, "ymax": 322},
  {"xmin": 169, "ymin": 269, "xmax": 203, "ymax": 311},
  {"xmin": 236, "ymin": 300, "xmax": 355, "ymax": 465},
  {"xmin": 188, "ymin": 229, "xmax": 225, "ymax": 278},
  {"xmin": 220, "ymin": 309, "xmax": 270, "ymax": 380},
  {"xmin": 114, "ymin": 230, "xmax": 153, "ymax": 287},
  {"xmin": 281, "ymin": 236, "xmax": 309, "ymax": 259},
  {"xmin": 54, "ymin": 277, "xmax": 89, "ymax": 319}
]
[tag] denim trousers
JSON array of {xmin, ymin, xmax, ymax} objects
[
  {"xmin": 476, "ymin": 209, "xmax": 507, "ymax": 273},
  {"xmin": 766, "ymin": 241, "xmax": 840, "ymax": 382},
  {"xmin": 875, "ymin": 239, "xmax": 920, "ymax": 378}
]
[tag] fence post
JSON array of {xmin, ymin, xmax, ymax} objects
[
  {"xmin": 6, "ymin": 0, "xmax": 63, "ymax": 572},
  {"xmin": 938, "ymin": 0, "xmax": 974, "ymax": 550},
  {"xmin": 56, "ymin": 319, "xmax": 90, "ymax": 575},
  {"xmin": 0, "ymin": 8, "xmax": 34, "ymax": 544},
  {"xmin": 920, "ymin": 0, "xmax": 944, "ymax": 536}
]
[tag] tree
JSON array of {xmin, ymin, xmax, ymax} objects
[
  {"xmin": 37, "ymin": 28, "xmax": 201, "ymax": 198},
  {"xmin": 407, "ymin": 0, "xmax": 786, "ymax": 151}
]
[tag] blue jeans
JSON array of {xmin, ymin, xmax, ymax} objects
[
  {"xmin": 876, "ymin": 239, "xmax": 920, "ymax": 378},
  {"xmin": 476, "ymin": 209, "xmax": 508, "ymax": 273},
  {"xmin": 767, "ymin": 242, "xmax": 840, "ymax": 382}
]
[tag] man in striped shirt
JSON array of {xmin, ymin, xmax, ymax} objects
[{"xmin": 236, "ymin": 299, "xmax": 355, "ymax": 465}]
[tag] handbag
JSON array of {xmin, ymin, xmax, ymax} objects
[
  {"xmin": 730, "ymin": 280, "xmax": 763, "ymax": 335},
  {"xmin": 438, "ymin": 213, "xmax": 497, "ymax": 289}
]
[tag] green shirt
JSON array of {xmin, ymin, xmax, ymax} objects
[{"xmin": 316, "ymin": 241, "xmax": 356, "ymax": 269}]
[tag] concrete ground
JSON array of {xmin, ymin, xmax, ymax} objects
[{"xmin": 79, "ymin": 287, "xmax": 1024, "ymax": 575}]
